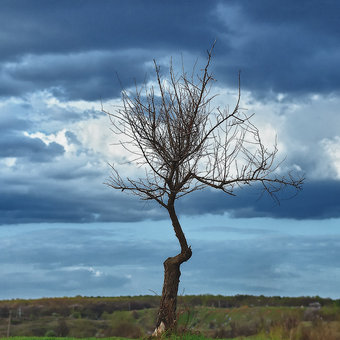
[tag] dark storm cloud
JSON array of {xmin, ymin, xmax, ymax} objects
[
  {"xmin": 0, "ymin": 0, "xmax": 214, "ymax": 61},
  {"xmin": 178, "ymin": 179, "xmax": 340, "ymax": 220},
  {"xmin": 0, "ymin": 0, "xmax": 216, "ymax": 100},
  {"xmin": 236, "ymin": 0, "xmax": 340, "ymax": 36},
  {"xmin": 0, "ymin": 132, "xmax": 64, "ymax": 162},
  {"xmin": 211, "ymin": 0, "xmax": 340, "ymax": 97},
  {"xmin": 0, "ymin": 104, "xmax": 64, "ymax": 162},
  {"xmin": 0, "ymin": 185, "xmax": 164, "ymax": 225},
  {"xmin": 0, "ymin": 112, "xmax": 30, "ymax": 132},
  {"xmin": 1, "ymin": 0, "xmax": 338, "ymax": 100},
  {"xmin": 1, "ymin": 51, "xmax": 158, "ymax": 100}
]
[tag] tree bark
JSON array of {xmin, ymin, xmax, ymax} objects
[{"xmin": 153, "ymin": 202, "xmax": 192, "ymax": 336}]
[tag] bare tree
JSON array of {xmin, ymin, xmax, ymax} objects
[{"xmin": 103, "ymin": 45, "xmax": 304, "ymax": 335}]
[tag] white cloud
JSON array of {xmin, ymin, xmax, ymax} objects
[
  {"xmin": 24, "ymin": 129, "xmax": 72, "ymax": 151},
  {"xmin": 88, "ymin": 267, "xmax": 104, "ymax": 278},
  {"xmin": 218, "ymin": 90, "xmax": 340, "ymax": 180},
  {"xmin": 98, "ymin": 85, "xmax": 340, "ymax": 183},
  {"xmin": 63, "ymin": 266, "xmax": 104, "ymax": 278},
  {"xmin": 321, "ymin": 136, "xmax": 340, "ymax": 179},
  {"xmin": 0, "ymin": 157, "xmax": 17, "ymax": 167}
]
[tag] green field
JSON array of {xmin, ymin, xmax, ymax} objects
[
  {"xmin": 1, "ymin": 295, "xmax": 340, "ymax": 339},
  {"xmin": 0, "ymin": 338, "xmax": 274, "ymax": 340}
]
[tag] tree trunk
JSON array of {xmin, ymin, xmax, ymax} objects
[{"xmin": 153, "ymin": 202, "xmax": 192, "ymax": 336}]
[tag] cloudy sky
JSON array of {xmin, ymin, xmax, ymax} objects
[{"xmin": 1, "ymin": 0, "xmax": 340, "ymax": 300}]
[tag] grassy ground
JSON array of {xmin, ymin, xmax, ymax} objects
[
  {"xmin": 2, "ymin": 338, "xmax": 132, "ymax": 340},
  {"xmin": 2, "ymin": 325, "xmax": 340, "ymax": 340},
  {"xmin": 1, "ymin": 303, "xmax": 340, "ymax": 339},
  {"xmin": 175, "ymin": 305, "xmax": 340, "ymax": 339}
]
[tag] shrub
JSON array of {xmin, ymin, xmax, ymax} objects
[
  {"xmin": 44, "ymin": 329, "xmax": 56, "ymax": 337},
  {"xmin": 70, "ymin": 311, "xmax": 82, "ymax": 319}
]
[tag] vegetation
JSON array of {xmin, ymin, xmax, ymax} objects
[{"xmin": 1, "ymin": 295, "xmax": 340, "ymax": 339}]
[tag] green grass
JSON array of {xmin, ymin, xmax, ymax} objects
[
  {"xmin": 3, "ymin": 338, "xmax": 132, "ymax": 340},
  {"xmin": 0, "ymin": 335, "xmax": 288, "ymax": 340},
  {"xmin": 2, "ymin": 304, "xmax": 340, "ymax": 339},
  {"xmin": 0, "ymin": 337, "xmax": 226, "ymax": 340}
]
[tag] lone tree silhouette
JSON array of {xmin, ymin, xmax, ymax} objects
[{"xmin": 103, "ymin": 45, "xmax": 303, "ymax": 335}]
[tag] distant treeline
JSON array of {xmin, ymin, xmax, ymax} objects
[{"xmin": 0, "ymin": 294, "xmax": 338, "ymax": 319}]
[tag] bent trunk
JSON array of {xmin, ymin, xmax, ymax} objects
[
  {"xmin": 153, "ymin": 248, "xmax": 192, "ymax": 335},
  {"xmin": 153, "ymin": 202, "xmax": 192, "ymax": 336}
]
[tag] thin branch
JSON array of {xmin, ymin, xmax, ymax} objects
[{"xmin": 103, "ymin": 43, "xmax": 304, "ymax": 210}]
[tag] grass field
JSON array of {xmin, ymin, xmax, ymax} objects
[
  {"xmin": 1, "ymin": 295, "xmax": 340, "ymax": 339},
  {"xmin": 1, "ymin": 332, "xmax": 340, "ymax": 340},
  {"xmin": 0, "ymin": 336, "xmax": 287, "ymax": 340}
]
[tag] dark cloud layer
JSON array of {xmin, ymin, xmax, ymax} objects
[
  {"xmin": 0, "ymin": 0, "xmax": 214, "ymax": 60},
  {"xmin": 179, "ymin": 179, "xmax": 340, "ymax": 220},
  {"xmin": 2, "ymin": 51, "xmax": 158, "ymax": 100},
  {"xmin": 0, "ymin": 0, "xmax": 216, "ymax": 100},
  {"xmin": 1, "ymin": 1, "xmax": 339, "ymax": 100},
  {"xmin": 1, "ymin": 0, "xmax": 215, "ymax": 55},
  {"xmin": 0, "ymin": 132, "xmax": 64, "ymax": 162},
  {"xmin": 1, "ymin": 177, "xmax": 339, "ymax": 225},
  {"xmin": 0, "ymin": 187, "xmax": 164, "ymax": 225},
  {"xmin": 211, "ymin": 1, "xmax": 340, "ymax": 97}
]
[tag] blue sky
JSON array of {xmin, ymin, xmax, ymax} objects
[{"xmin": 1, "ymin": 0, "xmax": 340, "ymax": 300}]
